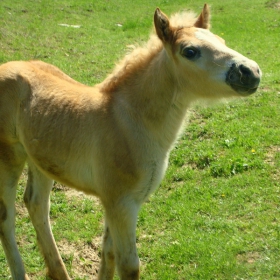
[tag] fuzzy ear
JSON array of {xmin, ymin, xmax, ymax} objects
[
  {"xmin": 194, "ymin": 4, "xmax": 211, "ymax": 29},
  {"xmin": 154, "ymin": 8, "xmax": 172, "ymax": 42}
]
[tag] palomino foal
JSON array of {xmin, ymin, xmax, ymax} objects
[{"xmin": 0, "ymin": 4, "xmax": 261, "ymax": 280}]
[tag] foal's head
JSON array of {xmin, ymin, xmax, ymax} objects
[{"xmin": 154, "ymin": 4, "xmax": 261, "ymax": 99}]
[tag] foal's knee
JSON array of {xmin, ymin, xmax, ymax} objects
[
  {"xmin": 0, "ymin": 199, "xmax": 7, "ymax": 235},
  {"xmin": 0, "ymin": 199, "xmax": 7, "ymax": 222}
]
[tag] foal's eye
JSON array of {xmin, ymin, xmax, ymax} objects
[{"xmin": 181, "ymin": 47, "xmax": 200, "ymax": 60}]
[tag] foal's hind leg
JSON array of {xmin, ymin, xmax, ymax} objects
[
  {"xmin": 0, "ymin": 173, "xmax": 29, "ymax": 279},
  {"xmin": 0, "ymin": 146, "xmax": 27, "ymax": 279},
  {"xmin": 24, "ymin": 161, "xmax": 70, "ymax": 280}
]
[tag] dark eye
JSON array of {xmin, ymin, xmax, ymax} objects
[{"xmin": 181, "ymin": 47, "xmax": 200, "ymax": 60}]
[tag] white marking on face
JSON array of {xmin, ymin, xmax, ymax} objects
[
  {"xmin": 195, "ymin": 29, "xmax": 219, "ymax": 42},
  {"xmin": 195, "ymin": 29, "xmax": 238, "ymax": 64},
  {"xmin": 193, "ymin": 29, "xmax": 260, "ymax": 82},
  {"xmin": 194, "ymin": 29, "xmax": 254, "ymax": 64}
]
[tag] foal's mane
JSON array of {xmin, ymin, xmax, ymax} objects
[{"xmin": 100, "ymin": 10, "xmax": 197, "ymax": 93}]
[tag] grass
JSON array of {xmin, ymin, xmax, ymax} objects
[{"xmin": 0, "ymin": 0, "xmax": 280, "ymax": 279}]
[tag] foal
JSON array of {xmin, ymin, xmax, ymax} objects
[{"xmin": 0, "ymin": 4, "xmax": 261, "ymax": 280}]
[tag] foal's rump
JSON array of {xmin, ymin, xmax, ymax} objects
[{"xmin": 0, "ymin": 62, "xmax": 28, "ymax": 161}]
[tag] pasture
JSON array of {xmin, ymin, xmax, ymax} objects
[{"xmin": 0, "ymin": 0, "xmax": 279, "ymax": 279}]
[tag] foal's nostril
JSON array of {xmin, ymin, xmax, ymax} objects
[
  {"xmin": 239, "ymin": 64, "xmax": 252, "ymax": 77},
  {"xmin": 226, "ymin": 62, "xmax": 261, "ymax": 95}
]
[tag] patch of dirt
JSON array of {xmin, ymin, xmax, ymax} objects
[
  {"xmin": 236, "ymin": 251, "xmax": 261, "ymax": 264},
  {"xmin": 265, "ymin": 0, "xmax": 280, "ymax": 9},
  {"xmin": 264, "ymin": 145, "xmax": 280, "ymax": 181},
  {"xmin": 265, "ymin": 145, "xmax": 280, "ymax": 166},
  {"xmin": 58, "ymin": 237, "xmax": 101, "ymax": 279}
]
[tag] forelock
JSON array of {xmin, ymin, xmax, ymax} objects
[{"xmin": 169, "ymin": 11, "xmax": 197, "ymax": 28}]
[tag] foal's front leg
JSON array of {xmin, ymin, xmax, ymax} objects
[
  {"xmin": 101, "ymin": 198, "xmax": 140, "ymax": 280},
  {"xmin": 98, "ymin": 222, "xmax": 115, "ymax": 280}
]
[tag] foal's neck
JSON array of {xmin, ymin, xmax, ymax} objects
[
  {"xmin": 103, "ymin": 47, "xmax": 192, "ymax": 149},
  {"xmin": 137, "ymin": 50, "xmax": 192, "ymax": 147}
]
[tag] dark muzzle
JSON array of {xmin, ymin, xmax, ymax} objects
[{"xmin": 226, "ymin": 63, "xmax": 261, "ymax": 95}]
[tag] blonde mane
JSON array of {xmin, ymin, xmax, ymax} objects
[{"xmin": 100, "ymin": 10, "xmax": 198, "ymax": 93}]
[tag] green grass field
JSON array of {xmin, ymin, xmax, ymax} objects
[{"xmin": 0, "ymin": 0, "xmax": 280, "ymax": 279}]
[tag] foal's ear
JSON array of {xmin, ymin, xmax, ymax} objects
[
  {"xmin": 194, "ymin": 3, "xmax": 211, "ymax": 29},
  {"xmin": 154, "ymin": 8, "xmax": 172, "ymax": 42}
]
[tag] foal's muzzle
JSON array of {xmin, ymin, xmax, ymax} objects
[{"xmin": 226, "ymin": 63, "xmax": 261, "ymax": 95}]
